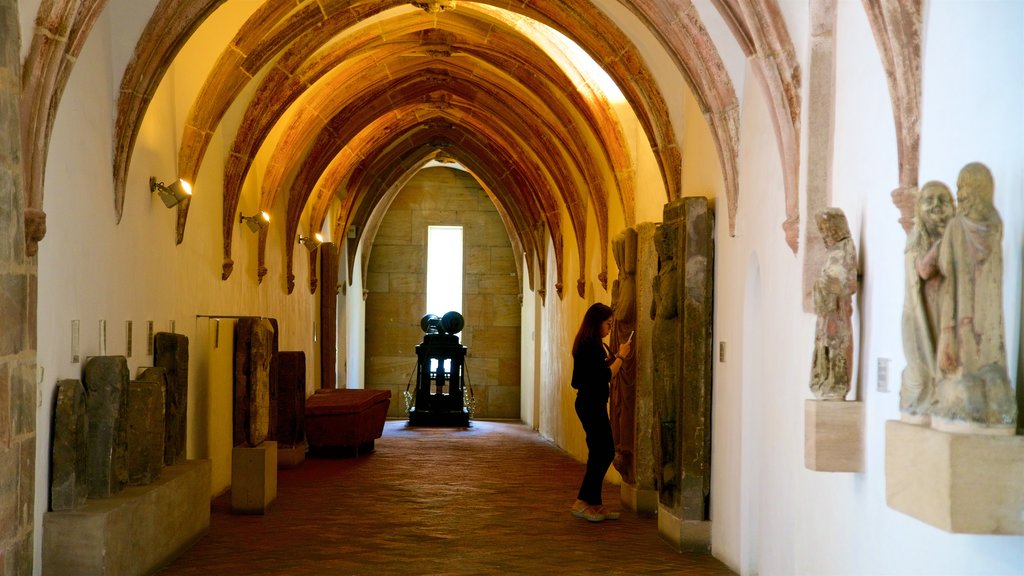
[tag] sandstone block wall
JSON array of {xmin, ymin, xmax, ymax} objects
[{"xmin": 365, "ymin": 167, "xmax": 521, "ymax": 419}]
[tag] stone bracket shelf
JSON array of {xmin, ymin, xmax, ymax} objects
[
  {"xmin": 42, "ymin": 460, "xmax": 211, "ymax": 576},
  {"xmin": 804, "ymin": 399, "xmax": 864, "ymax": 472},
  {"xmin": 885, "ymin": 420, "xmax": 1024, "ymax": 534}
]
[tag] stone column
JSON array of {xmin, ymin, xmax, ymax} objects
[
  {"xmin": 0, "ymin": 1, "xmax": 38, "ymax": 570},
  {"xmin": 321, "ymin": 242, "xmax": 339, "ymax": 389}
]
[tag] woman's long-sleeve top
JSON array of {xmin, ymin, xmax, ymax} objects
[{"xmin": 571, "ymin": 339, "xmax": 613, "ymax": 403}]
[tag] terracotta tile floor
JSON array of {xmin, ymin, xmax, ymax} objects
[{"xmin": 158, "ymin": 420, "xmax": 736, "ymax": 575}]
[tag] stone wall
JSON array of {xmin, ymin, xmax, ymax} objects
[
  {"xmin": 365, "ymin": 167, "xmax": 521, "ymax": 419},
  {"xmin": 0, "ymin": 1, "xmax": 37, "ymax": 573}
]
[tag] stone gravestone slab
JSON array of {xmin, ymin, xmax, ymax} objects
[
  {"xmin": 128, "ymin": 368, "xmax": 167, "ymax": 485},
  {"xmin": 51, "ymin": 379, "xmax": 88, "ymax": 511},
  {"xmin": 234, "ymin": 318, "xmax": 275, "ymax": 446},
  {"xmin": 154, "ymin": 332, "xmax": 189, "ymax": 465},
  {"xmin": 83, "ymin": 356, "xmax": 130, "ymax": 498},
  {"xmin": 272, "ymin": 351, "xmax": 306, "ymax": 447}
]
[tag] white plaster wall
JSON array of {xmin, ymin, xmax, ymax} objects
[
  {"xmin": 712, "ymin": 2, "xmax": 1024, "ymax": 575},
  {"xmin": 32, "ymin": 5, "xmax": 319, "ymax": 572}
]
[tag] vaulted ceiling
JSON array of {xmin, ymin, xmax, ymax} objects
[{"xmin": 23, "ymin": 0, "xmax": 825, "ymax": 298}]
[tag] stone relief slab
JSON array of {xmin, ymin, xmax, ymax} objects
[
  {"xmin": 51, "ymin": 379, "xmax": 88, "ymax": 511},
  {"xmin": 83, "ymin": 356, "xmax": 130, "ymax": 498},
  {"xmin": 154, "ymin": 332, "xmax": 189, "ymax": 465}
]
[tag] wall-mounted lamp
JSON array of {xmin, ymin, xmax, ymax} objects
[
  {"xmin": 240, "ymin": 211, "xmax": 270, "ymax": 233},
  {"xmin": 298, "ymin": 233, "xmax": 323, "ymax": 252},
  {"xmin": 150, "ymin": 177, "xmax": 192, "ymax": 208}
]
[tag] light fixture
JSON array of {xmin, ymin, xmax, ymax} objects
[
  {"xmin": 240, "ymin": 211, "xmax": 270, "ymax": 233},
  {"xmin": 298, "ymin": 233, "xmax": 323, "ymax": 252},
  {"xmin": 150, "ymin": 177, "xmax": 192, "ymax": 208}
]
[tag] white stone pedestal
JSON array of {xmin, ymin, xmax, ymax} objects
[
  {"xmin": 657, "ymin": 503, "xmax": 710, "ymax": 553},
  {"xmin": 232, "ymin": 441, "xmax": 278, "ymax": 514},
  {"xmin": 886, "ymin": 420, "xmax": 1024, "ymax": 534},
  {"xmin": 42, "ymin": 460, "xmax": 210, "ymax": 576},
  {"xmin": 621, "ymin": 482, "xmax": 658, "ymax": 515},
  {"xmin": 805, "ymin": 399, "xmax": 863, "ymax": 472}
]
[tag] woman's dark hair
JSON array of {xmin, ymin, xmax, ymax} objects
[{"xmin": 573, "ymin": 303, "xmax": 613, "ymax": 354}]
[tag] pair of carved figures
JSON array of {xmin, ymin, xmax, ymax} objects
[
  {"xmin": 810, "ymin": 208, "xmax": 859, "ymax": 400},
  {"xmin": 900, "ymin": 162, "xmax": 1016, "ymax": 433}
]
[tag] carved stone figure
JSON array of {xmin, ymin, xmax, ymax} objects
[
  {"xmin": 900, "ymin": 182, "xmax": 954, "ymax": 423},
  {"xmin": 933, "ymin": 162, "xmax": 1016, "ymax": 433},
  {"xmin": 610, "ymin": 228, "xmax": 638, "ymax": 484},
  {"xmin": 810, "ymin": 208, "xmax": 858, "ymax": 400},
  {"xmin": 650, "ymin": 222, "xmax": 679, "ymax": 496}
]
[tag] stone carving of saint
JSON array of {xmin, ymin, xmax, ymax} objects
[
  {"xmin": 810, "ymin": 208, "xmax": 858, "ymax": 400},
  {"xmin": 900, "ymin": 182, "xmax": 954, "ymax": 423},
  {"xmin": 650, "ymin": 223, "xmax": 679, "ymax": 493},
  {"xmin": 933, "ymin": 162, "xmax": 1016, "ymax": 433},
  {"xmin": 610, "ymin": 228, "xmax": 638, "ymax": 484}
]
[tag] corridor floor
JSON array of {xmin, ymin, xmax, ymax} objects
[{"xmin": 158, "ymin": 420, "xmax": 736, "ymax": 576}]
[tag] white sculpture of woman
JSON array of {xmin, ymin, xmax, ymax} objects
[
  {"xmin": 933, "ymin": 162, "xmax": 1016, "ymax": 433},
  {"xmin": 810, "ymin": 208, "xmax": 858, "ymax": 401},
  {"xmin": 900, "ymin": 182, "xmax": 954, "ymax": 424}
]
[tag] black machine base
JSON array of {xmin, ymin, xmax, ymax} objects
[{"xmin": 408, "ymin": 407, "xmax": 470, "ymax": 427}]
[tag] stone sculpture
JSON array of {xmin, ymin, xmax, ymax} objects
[
  {"xmin": 810, "ymin": 208, "xmax": 858, "ymax": 400},
  {"xmin": 610, "ymin": 228, "xmax": 638, "ymax": 484},
  {"xmin": 83, "ymin": 356, "xmax": 130, "ymax": 498},
  {"xmin": 933, "ymin": 162, "xmax": 1016, "ymax": 433},
  {"xmin": 127, "ymin": 377, "xmax": 165, "ymax": 485},
  {"xmin": 650, "ymin": 221, "xmax": 680, "ymax": 497},
  {"xmin": 154, "ymin": 332, "xmax": 189, "ymax": 465},
  {"xmin": 900, "ymin": 182, "xmax": 954, "ymax": 423},
  {"xmin": 234, "ymin": 318, "xmax": 276, "ymax": 446}
]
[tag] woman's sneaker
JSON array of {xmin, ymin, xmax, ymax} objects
[
  {"xmin": 582, "ymin": 505, "xmax": 606, "ymax": 522},
  {"xmin": 571, "ymin": 499, "xmax": 588, "ymax": 518}
]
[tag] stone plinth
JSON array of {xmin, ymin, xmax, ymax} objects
[
  {"xmin": 231, "ymin": 441, "xmax": 277, "ymax": 514},
  {"xmin": 42, "ymin": 460, "xmax": 211, "ymax": 576},
  {"xmin": 277, "ymin": 441, "xmax": 307, "ymax": 469},
  {"xmin": 620, "ymin": 482, "xmax": 658, "ymax": 515},
  {"xmin": 657, "ymin": 502, "xmax": 710, "ymax": 553},
  {"xmin": 805, "ymin": 399, "xmax": 863, "ymax": 472},
  {"xmin": 886, "ymin": 420, "xmax": 1024, "ymax": 534}
]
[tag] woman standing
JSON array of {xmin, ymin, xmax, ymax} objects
[{"xmin": 570, "ymin": 303, "xmax": 632, "ymax": 522}]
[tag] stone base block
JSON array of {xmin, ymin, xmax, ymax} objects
[
  {"xmin": 42, "ymin": 459, "xmax": 211, "ymax": 576},
  {"xmin": 805, "ymin": 399, "xmax": 863, "ymax": 472},
  {"xmin": 277, "ymin": 441, "xmax": 307, "ymax": 469},
  {"xmin": 885, "ymin": 420, "xmax": 1024, "ymax": 534},
  {"xmin": 620, "ymin": 482, "xmax": 658, "ymax": 515},
  {"xmin": 231, "ymin": 441, "xmax": 277, "ymax": 514},
  {"xmin": 657, "ymin": 503, "xmax": 710, "ymax": 553}
]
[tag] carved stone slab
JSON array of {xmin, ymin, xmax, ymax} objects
[
  {"xmin": 234, "ymin": 318, "xmax": 275, "ymax": 446},
  {"xmin": 51, "ymin": 379, "xmax": 88, "ymax": 511},
  {"xmin": 127, "ymin": 379, "xmax": 165, "ymax": 485},
  {"xmin": 273, "ymin": 351, "xmax": 306, "ymax": 447},
  {"xmin": 83, "ymin": 356, "xmax": 130, "ymax": 498},
  {"xmin": 153, "ymin": 332, "xmax": 189, "ymax": 465}
]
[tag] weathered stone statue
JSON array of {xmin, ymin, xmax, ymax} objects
[
  {"xmin": 234, "ymin": 318, "xmax": 276, "ymax": 446},
  {"xmin": 900, "ymin": 182, "xmax": 954, "ymax": 423},
  {"xmin": 810, "ymin": 208, "xmax": 858, "ymax": 400},
  {"xmin": 51, "ymin": 380, "xmax": 88, "ymax": 511},
  {"xmin": 610, "ymin": 228, "xmax": 638, "ymax": 484},
  {"xmin": 933, "ymin": 162, "xmax": 1016, "ymax": 433},
  {"xmin": 650, "ymin": 222, "xmax": 679, "ymax": 496}
]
